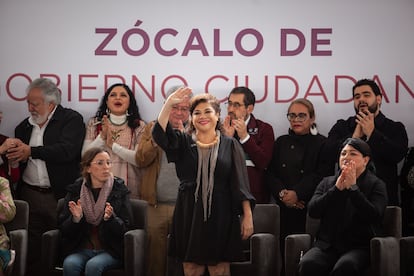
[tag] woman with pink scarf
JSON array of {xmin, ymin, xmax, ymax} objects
[{"xmin": 58, "ymin": 147, "xmax": 131, "ymax": 276}]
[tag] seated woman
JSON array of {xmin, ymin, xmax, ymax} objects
[
  {"xmin": 58, "ymin": 147, "xmax": 132, "ymax": 276},
  {"xmin": 298, "ymin": 138, "xmax": 387, "ymax": 276},
  {"xmin": 0, "ymin": 176, "xmax": 16, "ymax": 276}
]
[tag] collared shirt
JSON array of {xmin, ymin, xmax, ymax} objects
[
  {"xmin": 239, "ymin": 115, "xmax": 251, "ymax": 144},
  {"xmin": 22, "ymin": 106, "xmax": 57, "ymax": 188},
  {"xmin": 239, "ymin": 115, "xmax": 255, "ymax": 166}
]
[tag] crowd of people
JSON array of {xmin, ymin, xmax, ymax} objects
[{"xmin": 0, "ymin": 77, "xmax": 411, "ymax": 276}]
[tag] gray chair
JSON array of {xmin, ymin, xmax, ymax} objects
[
  {"xmin": 285, "ymin": 206, "xmax": 402, "ymax": 276},
  {"xmin": 231, "ymin": 203, "xmax": 281, "ymax": 276},
  {"xmin": 400, "ymin": 236, "xmax": 414, "ymax": 276},
  {"xmin": 41, "ymin": 198, "xmax": 147, "ymax": 276},
  {"xmin": 167, "ymin": 203, "xmax": 281, "ymax": 276},
  {"xmin": 4, "ymin": 200, "xmax": 29, "ymax": 276}
]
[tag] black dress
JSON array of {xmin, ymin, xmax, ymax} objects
[{"xmin": 152, "ymin": 122, "xmax": 255, "ymax": 264}]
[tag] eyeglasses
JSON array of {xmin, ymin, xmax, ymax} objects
[
  {"xmin": 91, "ymin": 160, "xmax": 113, "ymax": 166},
  {"xmin": 225, "ymin": 101, "xmax": 245, "ymax": 109},
  {"xmin": 172, "ymin": 105, "xmax": 190, "ymax": 112},
  {"xmin": 287, "ymin": 113, "xmax": 308, "ymax": 122}
]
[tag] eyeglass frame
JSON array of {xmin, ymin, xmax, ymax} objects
[
  {"xmin": 225, "ymin": 101, "xmax": 246, "ymax": 109},
  {"xmin": 286, "ymin": 112, "xmax": 308, "ymax": 122},
  {"xmin": 91, "ymin": 160, "xmax": 113, "ymax": 166}
]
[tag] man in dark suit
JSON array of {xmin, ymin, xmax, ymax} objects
[
  {"xmin": 6, "ymin": 78, "xmax": 86, "ymax": 275},
  {"xmin": 222, "ymin": 86, "xmax": 275, "ymax": 203}
]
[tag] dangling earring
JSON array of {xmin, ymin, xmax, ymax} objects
[
  {"xmin": 106, "ymin": 108, "xmax": 111, "ymax": 115},
  {"xmin": 126, "ymin": 109, "xmax": 130, "ymax": 117},
  {"xmin": 310, "ymin": 123, "xmax": 318, "ymax": 135}
]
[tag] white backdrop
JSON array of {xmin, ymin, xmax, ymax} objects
[{"xmin": 1, "ymin": 0, "xmax": 413, "ymax": 146}]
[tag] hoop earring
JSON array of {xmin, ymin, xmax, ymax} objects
[{"xmin": 310, "ymin": 123, "xmax": 318, "ymax": 135}]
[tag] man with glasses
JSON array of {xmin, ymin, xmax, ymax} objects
[
  {"xmin": 222, "ymin": 86, "xmax": 275, "ymax": 203},
  {"xmin": 6, "ymin": 78, "xmax": 85, "ymax": 275},
  {"xmin": 324, "ymin": 78, "xmax": 408, "ymax": 205}
]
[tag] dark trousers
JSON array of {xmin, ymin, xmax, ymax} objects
[
  {"xmin": 298, "ymin": 246, "xmax": 369, "ymax": 276},
  {"xmin": 20, "ymin": 183, "xmax": 57, "ymax": 276}
]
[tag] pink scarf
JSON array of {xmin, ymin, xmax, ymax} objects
[{"xmin": 80, "ymin": 175, "xmax": 114, "ymax": 226}]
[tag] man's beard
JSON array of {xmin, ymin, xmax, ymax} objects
[
  {"xmin": 355, "ymin": 101, "xmax": 379, "ymax": 114},
  {"xmin": 30, "ymin": 113, "xmax": 49, "ymax": 125}
]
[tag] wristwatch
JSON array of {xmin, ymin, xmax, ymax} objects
[{"xmin": 350, "ymin": 184, "xmax": 359, "ymax": 191}]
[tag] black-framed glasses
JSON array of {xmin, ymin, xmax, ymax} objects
[
  {"xmin": 287, "ymin": 113, "xmax": 308, "ymax": 122},
  {"xmin": 225, "ymin": 101, "xmax": 245, "ymax": 109},
  {"xmin": 91, "ymin": 160, "xmax": 113, "ymax": 166}
]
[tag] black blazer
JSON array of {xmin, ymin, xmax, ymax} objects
[
  {"xmin": 308, "ymin": 170, "xmax": 388, "ymax": 252},
  {"xmin": 58, "ymin": 177, "xmax": 132, "ymax": 259},
  {"xmin": 15, "ymin": 105, "xmax": 86, "ymax": 199}
]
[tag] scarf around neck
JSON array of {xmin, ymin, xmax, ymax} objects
[
  {"xmin": 80, "ymin": 174, "xmax": 114, "ymax": 226},
  {"xmin": 193, "ymin": 131, "xmax": 220, "ymax": 221}
]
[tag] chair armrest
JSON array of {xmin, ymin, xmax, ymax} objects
[
  {"xmin": 400, "ymin": 236, "xmax": 414, "ymax": 276},
  {"xmin": 41, "ymin": 229, "xmax": 61, "ymax": 273},
  {"xmin": 284, "ymin": 234, "xmax": 312, "ymax": 276},
  {"xmin": 124, "ymin": 229, "xmax": 146, "ymax": 276},
  {"xmin": 251, "ymin": 233, "xmax": 278, "ymax": 276},
  {"xmin": 370, "ymin": 236, "xmax": 399, "ymax": 276},
  {"xmin": 9, "ymin": 229, "xmax": 28, "ymax": 276},
  {"xmin": 230, "ymin": 233, "xmax": 277, "ymax": 276}
]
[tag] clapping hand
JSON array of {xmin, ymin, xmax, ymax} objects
[
  {"xmin": 104, "ymin": 202, "xmax": 114, "ymax": 221},
  {"xmin": 336, "ymin": 160, "xmax": 357, "ymax": 190},
  {"xmin": 69, "ymin": 200, "xmax": 83, "ymax": 223}
]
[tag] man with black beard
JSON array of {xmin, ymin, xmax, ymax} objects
[{"xmin": 323, "ymin": 78, "xmax": 408, "ymax": 205}]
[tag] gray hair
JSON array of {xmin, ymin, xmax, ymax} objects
[{"xmin": 26, "ymin": 78, "xmax": 61, "ymax": 105}]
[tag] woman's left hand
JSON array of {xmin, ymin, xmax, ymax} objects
[
  {"xmin": 103, "ymin": 202, "xmax": 113, "ymax": 221},
  {"xmin": 241, "ymin": 214, "xmax": 254, "ymax": 240}
]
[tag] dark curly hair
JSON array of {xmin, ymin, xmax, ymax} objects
[{"xmin": 95, "ymin": 83, "xmax": 143, "ymax": 130}]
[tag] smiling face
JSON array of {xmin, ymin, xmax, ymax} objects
[
  {"xmin": 106, "ymin": 85, "xmax": 131, "ymax": 116},
  {"xmin": 287, "ymin": 102, "xmax": 314, "ymax": 135},
  {"xmin": 169, "ymin": 98, "xmax": 191, "ymax": 128},
  {"xmin": 353, "ymin": 84, "xmax": 381, "ymax": 115},
  {"xmin": 192, "ymin": 102, "xmax": 219, "ymax": 134}
]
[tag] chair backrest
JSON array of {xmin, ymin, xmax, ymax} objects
[
  {"xmin": 305, "ymin": 205, "xmax": 402, "ymax": 239},
  {"xmin": 4, "ymin": 200, "xmax": 29, "ymax": 232},
  {"xmin": 382, "ymin": 205, "xmax": 401, "ymax": 238},
  {"xmin": 239, "ymin": 204, "xmax": 280, "ymax": 254},
  {"xmin": 252, "ymin": 204, "xmax": 280, "ymax": 237},
  {"xmin": 129, "ymin": 198, "xmax": 147, "ymax": 231}
]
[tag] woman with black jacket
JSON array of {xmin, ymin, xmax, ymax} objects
[{"xmin": 58, "ymin": 147, "xmax": 131, "ymax": 276}]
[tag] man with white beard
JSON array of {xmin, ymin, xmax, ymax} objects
[
  {"xmin": 323, "ymin": 78, "xmax": 408, "ymax": 206},
  {"xmin": 6, "ymin": 78, "xmax": 85, "ymax": 275}
]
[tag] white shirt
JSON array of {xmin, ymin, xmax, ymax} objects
[{"xmin": 22, "ymin": 107, "xmax": 56, "ymax": 188}]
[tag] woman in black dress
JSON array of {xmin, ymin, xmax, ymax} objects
[{"xmin": 152, "ymin": 88, "xmax": 255, "ymax": 276}]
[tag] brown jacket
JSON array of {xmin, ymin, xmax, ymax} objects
[{"xmin": 135, "ymin": 121, "xmax": 162, "ymax": 206}]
